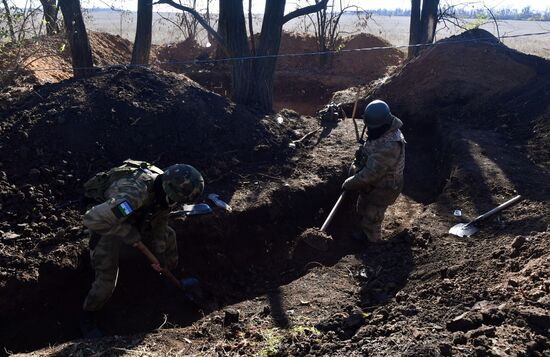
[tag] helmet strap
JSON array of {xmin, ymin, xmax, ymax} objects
[{"xmin": 366, "ymin": 122, "xmax": 392, "ymax": 141}]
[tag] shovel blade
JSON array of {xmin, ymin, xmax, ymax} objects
[{"xmin": 449, "ymin": 223, "xmax": 479, "ymax": 237}]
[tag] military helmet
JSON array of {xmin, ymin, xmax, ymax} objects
[
  {"xmin": 363, "ymin": 99, "xmax": 392, "ymax": 128},
  {"xmin": 162, "ymin": 164, "xmax": 204, "ymax": 203}
]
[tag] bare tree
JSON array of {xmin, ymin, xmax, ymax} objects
[
  {"xmin": 157, "ymin": 0, "xmax": 329, "ymax": 112},
  {"xmin": 39, "ymin": 0, "xmax": 59, "ymax": 35},
  {"xmin": 247, "ymin": 0, "xmax": 255, "ymax": 55},
  {"xmin": 131, "ymin": 0, "xmax": 153, "ymax": 65},
  {"xmin": 1, "ymin": 0, "xmax": 16, "ymax": 42},
  {"xmin": 408, "ymin": 0, "xmax": 439, "ymax": 58},
  {"xmin": 58, "ymin": 0, "xmax": 94, "ymax": 78},
  {"xmin": 305, "ymin": 0, "xmax": 371, "ymax": 67}
]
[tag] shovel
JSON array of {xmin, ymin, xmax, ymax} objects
[
  {"xmin": 300, "ymin": 191, "xmax": 347, "ymax": 251},
  {"xmin": 170, "ymin": 203, "xmax": 213, "ymax": 217},
  {"xmin": 321, "ymin": 191, "xmax": 347, "ymax": 232},
  {"xmin": 449, "ymin": 195, "xmax": 522, "ymax": 237}
]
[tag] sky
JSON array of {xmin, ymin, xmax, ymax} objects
[
  {"xmin": 97, "ymin": 0, "xmax": 550, "ymax": 12},
  {"xmin": 10, "ymin": 0, "xmax": 550, "ymax": 12}
]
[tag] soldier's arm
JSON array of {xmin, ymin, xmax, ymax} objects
[
  {"xmin": 82, "ymin": 183, "xmax": 147, "ymax": 245},
  {"xmin": 149, "ymin": 210, "xmax": 170, "ymax": 263},
  {"xmin": 343, "ymin": 141, "xmax": 401, "ymax": 191}
]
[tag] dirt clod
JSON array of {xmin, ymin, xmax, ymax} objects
[{"xmin": 298, "ymin": 228, "xmax": 333, "ymax": 251}]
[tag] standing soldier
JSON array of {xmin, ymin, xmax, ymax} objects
[
  {"xmin": 343, "ymin": 100, "xmax": 406, "ymax": 243},
  {"xmin": 80, "ymin": 160, "xmax": 204, "ymax": 337}
]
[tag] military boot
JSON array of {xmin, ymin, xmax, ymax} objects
[{"xmin": 80, "ymin": 310, "xmax": 103, "ymax": 339}]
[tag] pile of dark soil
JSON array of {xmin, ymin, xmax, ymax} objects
[
  {"xmin": 3, "ymin": 28, "xmax": 550, "ymax": 357},
  {"xmin": 0, "ymin": 66, "xmax": 301, "ymax": 283},
  {"xmin": 335, "ymin": 29, "xmax": 548, "ymax": 124},
  {"xmin": 0, "ymin": 66, "xmax": 359, "ymax": 353}
]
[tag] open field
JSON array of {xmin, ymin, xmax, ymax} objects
[{"xmin": 85, "ymin": 11, "xmax": 550, "ymax": 58}]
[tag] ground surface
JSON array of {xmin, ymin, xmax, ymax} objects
[{"xmin": 0, "ymin": 29, "xmax": 549, "ymax": 356}]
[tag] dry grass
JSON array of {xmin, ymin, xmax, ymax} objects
[{"xmin": 84, "ymin": 12, "xmax": 550, "ymax": 58}]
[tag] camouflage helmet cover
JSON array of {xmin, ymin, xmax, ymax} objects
[
  {"xmin": 162, "ymin": 164, "xmax": 204, "ymax": 203},
  {"xmin": 363, "ymin": 99, "xmax": 393, "ymax": 128}
]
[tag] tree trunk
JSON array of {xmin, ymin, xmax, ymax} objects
[
  {"xmin": 420, "ymin": 0, "xmax": 439, "ymax": 44},
  {"xmin": 408, "ymin": 0, "xmax": 439, "ymax": 59},
  {"xmin": 249, "ymin": 0, "xmax": 286, "ymax": 112},
  {"xmin": 215, "ymin": 0, "xmax": 227, "ymax": 59},
  {"xmin": 1, "ymin": 0, "xmax": 16, "ymax": 42},
  {"xmin": 58, "ymin": 0, "xmax": 94, "ymax": 78},
  {"xmin": 131, "ymin": 0, "xmax": 153, "ymax": 65},
  {"xmin": 219, "ymin": 0, "xmax": 251, "ymax": 103},
  {"xmin": 40, "ymin": 0, "xmax": 59, "ymax": 35},
  {"xmin": 408, "ymin": 0, "xmax": 421, "ymax": 59},
  {"xmin": 248, "ymin": 0, "xmax": 255, "ymax": 55}
]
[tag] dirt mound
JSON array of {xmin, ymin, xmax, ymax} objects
[
  {"xmin": 0, "ymin": 32, "xmax": 134, "ymax": 87},
  {"xmin": 154, "ymin": 32, "xmax": 404, "ymax": 114},
  {"xmin": 355, "ymin": 29, "xmax": 547, "ymax": 123},
  {"xmin": 276, "ymin": 32, "xmax": 403, "ymax": 76},
  {"xmin": 154, "ymin": 38, "xmax": 214, "ymax": 72},
  {"xmin": 0, "ymin": 66, "xmax": 297, "ymax": 303}
]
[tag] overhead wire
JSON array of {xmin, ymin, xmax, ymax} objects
[{"xmin": 1, "ymin": 30, "xmax": 549, "ymax": 73}]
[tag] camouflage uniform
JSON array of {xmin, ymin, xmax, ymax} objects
[
  {"xmin": 344, "ymin": 117, "xmax": 406, "ymax": 242},
  {"xmin": 82, "ymin": 165, "xmax": 178, "ymax": 311}
]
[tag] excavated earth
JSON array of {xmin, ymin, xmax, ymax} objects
[
  {"xmin": 0, "ymin": 29, "xmax": 548, "ymax": 356},
  {"xmin": 155, "ymin": 32, "xmax": 404, "ymax": 115}
]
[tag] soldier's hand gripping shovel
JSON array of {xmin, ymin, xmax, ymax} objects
[
  {"xmin": 449, "ymin": 195, "xmax": 522, "ymax": 237},
  {"xmin": 134, "ymin": 242, "xmax": 204, "ymax": 303}
]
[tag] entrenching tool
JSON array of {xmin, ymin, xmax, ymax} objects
[
  {"xmin": 169, "ymin": 203, "xmax": 213, "ymax": 217},
  {"xmin": 134, "ymin": 241, "xmax": 203, "ymax": 301},
  {"xmin": 349, "ymin": 92, "xmax": 366, "ymax": 144},
  {"xmin": 300, "ymin": 190, "xmax": 347, "ymax": 251},
  {"xmin": 449, "ymin": 195, "xmax": 523, "ymax": 237},
  {"xmin": 300, "ymin": 94, "xmax": 365, "ymax": 251},
  {"xmin": 321, "ymin": 191, "xmax": 347, "ymax": 232}
]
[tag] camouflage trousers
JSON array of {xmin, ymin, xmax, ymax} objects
[
  {"xmin": 356, "ymin": 185, "xmax": 401, "ymax": 242},
  {"xmin": 83, "ymin": 226, "xmax": 178, "ymax": 311}
]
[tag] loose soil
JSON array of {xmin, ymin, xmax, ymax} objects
[
  {"xmin": 0, "ymin": 29, "xmax": 549, "ymax": 356},
  {"xmin": 155, "ymin": 32, "xmax": 404, "ymax": 115}
]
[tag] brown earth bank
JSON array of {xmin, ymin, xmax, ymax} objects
[
  {"xmin": 0, "ymin": 32, "xmax": 136, "ymax": 111},
  {"xmin": 0, "ymin": 29, "xmax": 549, "ymax": 356},
  {"xmin": 154, "ymin": 32, "xmax": 404, "ymax": 115}
]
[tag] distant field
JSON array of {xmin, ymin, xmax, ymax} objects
[{"xmin": 85, "ymin": 11, "xmax": 549, "ymax": 58}]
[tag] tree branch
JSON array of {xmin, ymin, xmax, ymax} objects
[
  {"xmin": 282, "ymin": 0, "xmax": 329, "ymax": 24},
  {"xmin": 155, "ymin": 0, "xmax": 224, "ymax": 48}
]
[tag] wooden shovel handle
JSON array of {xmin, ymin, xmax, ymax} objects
[{"xmin": 134, "ymin": 241, "xmax": 183, "ymax": 290}]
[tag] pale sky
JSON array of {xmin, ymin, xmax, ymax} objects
[
  {"xmin": 10, "ymin": 0, "xmax": 550, "ymax": 12},
  {"xmin": 101, "ymin": 0, "xmax": 550, "ymax": 12}
]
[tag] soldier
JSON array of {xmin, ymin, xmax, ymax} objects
[
  {"xmin": 80, "ymin": 160, "xmax": 204, "ymax": 337},
  {"xmin": 343, "ymin": 100, "xmax": 406, "ymax": 243}
]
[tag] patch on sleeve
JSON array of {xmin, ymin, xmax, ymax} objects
[{"xmin": 112, "ymin": 200, "xmax": 133, "ymax": 218}]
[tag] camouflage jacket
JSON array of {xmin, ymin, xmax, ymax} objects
[
  {"xmin": 83, "ymin": 164, "xmax": 170, "ymax": 245},
  {"xmin": 344, "ymin": 117, "xmax": 406, "ymax": 192}
]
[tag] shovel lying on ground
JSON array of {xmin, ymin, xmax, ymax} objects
[
  {"xmin": 300, "ymin": 191, "xmax": 347, "ymax": 251},
  {"xmin": 449, "ymin": 195, "xmax": 523, "ymax": 237}
]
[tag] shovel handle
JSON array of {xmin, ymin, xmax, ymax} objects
[
  {"xmin": 321, "ymin": 191, "xmax": 347, "ymax": 232},
  {"xmin": 468, "ymin": 195, "xmax": 522, "ymax": 226},
  {"xmin": 134, "ymin": 241, "xmax": 183, "ymax": 290}
]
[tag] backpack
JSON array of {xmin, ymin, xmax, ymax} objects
[{"xmin": 83, "ymin": 159, "xmax": 163, "ymax": 202}]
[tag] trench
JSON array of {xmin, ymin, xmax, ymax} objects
[{"xmin": 0, "ymin": 107, "xmax": 451, "ymax": 355}]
